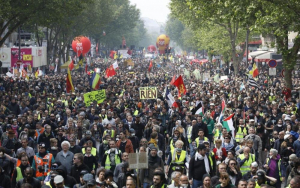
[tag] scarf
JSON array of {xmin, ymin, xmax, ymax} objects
[
  {"xmin": 195, "ymin": 152, "xmax": 210, "ymax": 174},
  {"xmin": 216, "ymin": 147, "xmax": 222, "ymax": 157},
  {"xmin": 148, "ymin": 138, "xmax": 158, "ymax": 147}
]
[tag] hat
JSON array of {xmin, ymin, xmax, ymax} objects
[
  {"xmin": 198, "ymin": 144, "xmax": 206, "ymax": 150},
  {"xmin": 285, "ymin": 116, "xmax": 291, "ymax": 121},
  {"xmin": 210, "ymin": 103, "xmax": 215, "ymax": 106},
  {"xmin": 94, "ymin": 116, "xmax": 99, "ymax": 120},
  {"xmin": 8, "ymin": 130, "xmax": 15, "ymax": 135},
  {"xmin": 129, "ymin": 128, "xmax": 135, "ymax": 133},
  {"xmin": 251, "ymin": 162, "xmax": 258, "ymax": 168},
  {"xmin": 83, "ymin": 173, "xmax": 93, "ymax": 181},
  {"xmin": 80, "ymin": 170, "xmax": 89, "ymax": 175},
  {"xmin": 284, "ymin": 135, "xmax": 290, "ymax": 140},
  {"xmin": 87, "ymin": 179, "xmax": 96, "ymax": 186},
  {"xmin": 289, "ymin": 154, "xmax": 297, "ymax": 161},
  {"xmin": 85, "ymin": 130, "xmax": 91, "ymax": 135},
  {"xmin": 256, "ymin": 170, "xmax": 265, "ymax": 179},
  {"xmin": 174, "ymin": 166, "xmax": 183, "ymax": 171},
  {"xmin": 39, "ymin": 142, "xmax": 46, "ymax": 148},
  {"xmin": 79, "ymin": 112, "xmax": 85, "ymax": 116},
  {"xmin": 54, "ymin": 175, "xmax": 64, "ymax": 184},
  {"xmin": 149, "ymin": 144, "xmax": 158, "ymax": 151},
  {"xmin": 249, "ymin": 119, "xmax": 255, "ymax": 122}
]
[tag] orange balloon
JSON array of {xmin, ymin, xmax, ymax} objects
[{"xmin": 156, "ymin": 34, "xmax": 170, "ymax": 54}]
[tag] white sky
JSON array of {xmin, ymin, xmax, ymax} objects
[{"xmin": 130, "ymin": 0, "xmax": 171, "ymax": 23}]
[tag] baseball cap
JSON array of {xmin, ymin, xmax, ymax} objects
[
  {"xmin": 87, "ymin": 179, "xmax": 96, "ymax": 186},
  {"xmin": 85, "ymin": 130, "xmax": 92, "ymax": 135},
  {"xmin": 289, "ymin": 154, "xmax": 297, "ymax": 161},
  {"xmin": 256, "ymin": 170, "xmax": 265, "ymax": 179},
  {"xmin": 198, "ymin": 144, "xmax": 206, "ymax": 150},
  {"xmin": 83, "ymin": 173, "xmax": 93, "ymax": 181},
  {"xmin": 54, "ymin": 175, "xmax": 64, "ymax": 184},
  {"xmin": 80, "ymin": 170, "xmax": 89, "ymax": 176},
  {"xmin": 251, "ymin": 162, "xmax": 258, "ymax": 168}
]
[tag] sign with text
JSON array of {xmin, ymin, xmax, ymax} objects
[
  {"xmin": 139, "ymin": 87, "xmax": 157, "ymax": 99},
  {"xmin": 269, "ymin": 68, "xmax": 276, "ymax": 76},
  {"xmin": 128, "ymin": 152, "xmax": 148, "ymax": 169},
  {"xmin": 11, "ymin": 48, "xmax": 33, "ymax": 67},
  {"xmin": 83, "ymin": 90, "xmax": 106, "ymax": 106}
]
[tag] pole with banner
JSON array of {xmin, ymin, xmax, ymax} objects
[{"xmin": 128, "ymin": 152, "xmax": 148, "ymax": 187}]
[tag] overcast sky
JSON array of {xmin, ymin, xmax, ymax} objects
[{"xmin": 130, "ymin": 0, "xmax": 171, "ymax": 23}]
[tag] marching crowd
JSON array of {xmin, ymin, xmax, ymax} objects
[{"xmin": 0, "ymin": 57, "xmax": 300, "ymax": 188}]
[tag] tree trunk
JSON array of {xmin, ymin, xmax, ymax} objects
[{"xmin": 284, "ymin": 67, "xmax": 293, "ymax": 89}]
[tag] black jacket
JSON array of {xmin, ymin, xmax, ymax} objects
[
  {"xmin": 70, "ymin": 163, "xmax": 91, "ymax": 183},
  {"xmin": 37, "ymin": 132, "xmax": 55, "ymax": 149},
  {"xmin": 191, "ymin": 122, "xmax": 208, "ymax": 141},
  {"xmin": 57, "ymin": 165, "xmax": 77, "ymax": 188},
  {"xmin": 16, "ymin": 177, "xmax": 41, "ymax": 188},
  {"xmin": 12, "ymin": 164, "xmax": 30, "ymax": 188},
  {"xmin": 0, "ymin": 173, "xmax": 11, "ymax": 188},
  {"xmin": 69, "ymin": 145, "xmax": 82, "ymax": 155}
]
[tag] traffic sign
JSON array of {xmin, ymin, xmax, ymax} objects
[
  {"xmin": 281, "ymin": 69, "xmax": 285, "ymax": 77},
  {"xmin": 269, "ymin": 68, "xmax": 276, "ymax": 75},
  {"xmin": 268, "ymin": 59, "xmax": 277, "ymax": 68}
]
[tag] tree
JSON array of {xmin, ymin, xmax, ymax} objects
[
  {"xmin": 165, "ymin": 16, "xmax": 185, "ymax": 48},
  {"xmin": 254, "ymin": 0, "xmax": 300, "ymax": 89},
  {"xmin": 170, "ymin": 0, "xmax": 254, "ymax": 75}
]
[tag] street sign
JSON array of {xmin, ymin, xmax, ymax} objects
[
  {"xmin": 268, "ymin": 59, "xmax": 277, "ymax": 68},
  {"xmin": 269, "ymin": 68, "xmax": 276, "ymax": 75},
  {"xmin": 281, "ymin": 69, "xmax": 285, "ymax": 77}
]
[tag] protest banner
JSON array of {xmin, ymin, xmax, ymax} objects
[
  {"xmin": 128, "ymin": 152, "xmax": 148, "ymax": 169},
  {"xmin": 139, "ymin": 87, "xmax": 157, "ymax": 99},
  {"xmin": 84, "ymin": 89, "xmax": 106, "ymax": 106}
]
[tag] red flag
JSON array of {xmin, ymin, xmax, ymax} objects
[
  {"xmin": 68, "ymin": 60, "xmax": 74, "ymax": 71},
  {"xmin": 173, "ymin": 75, "xmax": 186, "ymax": 96},
  {"xmin": 85, "ymin": 63, "xmax": 88, "ymax": 74},
  {"xmin": 148, "ymin": 60, "xmax": 153, "ymax": 72},
  {"xmin": 170, "ymin": 75, "xmax": 176, "ymax": 85},
  {"xmin": 66, "ymin": 68, "xmax": 74, "ymax": 93},
  {"xmin": 106, "ymin": 65, "xmax": 116, "ymax": 78}
]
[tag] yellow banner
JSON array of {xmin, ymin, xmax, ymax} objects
[
  {"xmin": 84, "ymin": 89, "xmax": 106, "ymax": 106},
  {"xmin": 23, "ymin": 55, "xmax": 32, "ymax": 61},
  {"xmin": 139, "ymin": 87, "xmax": 157, "ymax": 99}
]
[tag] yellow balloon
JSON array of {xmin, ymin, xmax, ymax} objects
[{"xmin": 156, "ymin": 34, "xmax": 170, "ymax": 54}]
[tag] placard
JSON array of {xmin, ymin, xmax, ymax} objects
[
  {"xmin": 139, "ymin": 87, "xmax": 157, "ymax": 99},
  {"xmin": 83, "ymin": 89, "xmax": 106, "ymax": 106},
  {"xmin": 269, "ymin": 68, "xmax": 276, "ymax": 76},
  {"xmin": 128, "ymin": 153, "xmax": 148, "ymax": 169}
]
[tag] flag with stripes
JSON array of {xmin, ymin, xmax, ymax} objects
[{"xmin": 247, "ymin": 76, "xmax": 259, "ymax": 88}]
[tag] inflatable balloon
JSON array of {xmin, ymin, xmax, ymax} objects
[
  {"xmin": 72, "ymin": 36, "xmax": 91, "ymax": 56},
  {"xmin": 147, "ymin": 45, "xmax": 157, "ymax": 53},
  {"xmin": 156, "ymin": 34, "xmax": 170, "ymax": 54}
]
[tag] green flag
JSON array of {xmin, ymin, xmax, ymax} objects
[
  {"xmin": 214, "ymin": 74, "xmax": 220, "ymax": 83},
  {"xmin": 184, "ymin": 68, "xmax": 190, "ymax": 79},
  {"xmin": 193, "ymin": 69, "xmax": 201, "ymax": 80}
]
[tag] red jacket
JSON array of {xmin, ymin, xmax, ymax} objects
[
  {"xmin": 212, "ymin": 147, "xmax": 227, "ymax": 160},
  {"xmin": 116, "ymin": 139, "xmax": 134, "ymax": 153}
]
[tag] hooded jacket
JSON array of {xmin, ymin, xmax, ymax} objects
[{"xmin": 56, "ymin": 165, "xmax": 77, "ymax": 188}]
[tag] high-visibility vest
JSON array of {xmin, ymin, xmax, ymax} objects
[
  {"xmin": 61, "ymin": 99, "xmax": 68, "ymax": 106},
  {"xmin": 82, "ymin": 147, "xmax": 97, "ymax": 157},
  {"xmin": 235, "ymin": 126, "xmax": 247, "ymax": 143},
  {"xmin": 104, "ymin": 150, "xmax": 121, "ymax": 170},
  {"xmin": 266, "ymin": 157, "xmax": 282, "ymax": 181},
  {"xmin": 151, "ymin": 184, "xmax": 167, "ymax": 188},
  {"xmin": 34, "ymin": 153, "xmax": 53, "ymax": 178},
  {"xmin": 16, "ymin": 167, "xmax": 23, "ymax": 182},
  {"xmin": 170, "ymin": 150, "xmax": 186, "ymax": 170},
  {"xmin": 45, "ymin": 181, "xmax": 52, "ymax": 188},
  {"xmin": 213, "ymin": 129, "xmax": 221, "ymax": 142},
  {"xmin": 195, "ymin": 137, "xmax": 209, "ymax": 147},
  {"xmin": 187, "ymin": 126, "xmax": 193, "ymax": 143},
  {"xmin": 238, "ymin": 153, "xmax": 255, "ymax": 175},
  {"xmin": 104, "ymin": 130, "xmax": 115, "ymax": 138}
]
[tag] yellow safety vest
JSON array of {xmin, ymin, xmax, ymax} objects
[
  {"xmin": 103, "ymin": 130, "xmax": 115, "ymax": 138},
  {"xmin": 104, "ymin": 150, "xmax": 121, "ymax": 170},
  {"xmin": 170, "ymin": 150, "xmax": 186, "ymax": 165},
  {"xmin": 213, "ymin": 129, "xmax": 221, "ymax": 142},
  {"xmin": 195, "ymin": 137, "xmax": 208, "ymax": 147},
  {"xmin": 45, "ymin": 181, "xmax": 52, "ymax": 188},
  {"xmin": 16, "ymin": 167, "xmax": 23, "ymax": 182},
  {"xmin": 238, "ymin": 153, "xmax": 255, "ymax": 175},
  {"xmin": 236, "ymin": 126, "xmax": 247, "ymax": 143},
  {"xmin": 187, "ymin": 126, "xmax": 193, "ymax": 143},
  {"xmin": 82, "ymin": 147, "xmax": 97, "ymax": 157}
]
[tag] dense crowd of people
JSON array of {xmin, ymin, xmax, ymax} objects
[{"xmin": 0, "ymin": 57, "xmax": 300, "ymax": 188}]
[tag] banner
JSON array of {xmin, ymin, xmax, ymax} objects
[
  {"xmin": 139, "ymin": 87, "xmax": 157, "ymax": 99},
  {"xmin": 84, "ymin": 89, "xmax": 106, "ymax": 106},
  {"xmin": 11, "ymin": 48, "xmax": 33, "ymax": 67}
]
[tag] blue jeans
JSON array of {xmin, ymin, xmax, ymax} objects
[
  {"xmin": 143, "ymin": 182, "xmax": 149, "ymax": 188},
  {"xmin": 189, "ymin": 142, "xmax": 195, "ymax": 157},
  {"xmin": 192, "ymin": 179, "xmax": 203, "ymax": 188}
]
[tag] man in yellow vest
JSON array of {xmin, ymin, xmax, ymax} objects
[
  {"xmin": 195, "ymin": 129, "xmax": 209, "ymax": 147},
  {"xmin": 101, "ymin": 140, "xmax": 122, "ymax": 172},
  {"xmin": 237, "ymin": 146, "xmax": 255, "ymax": 176},
  {"xmin": 166, "ymin": 140, "xmax": 186, "ymax": 178},
  {"xmin": 235, "ymin": 118, "xmax": 248, "ymax": 144}
]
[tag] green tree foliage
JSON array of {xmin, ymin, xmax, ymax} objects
[
  {"xmin": 165, "ymin": 16, "xmax": 185, "ymax": 48},
  {"xmin": 254, "ymin": 0, "xmax": 300, "ymax": 89}
]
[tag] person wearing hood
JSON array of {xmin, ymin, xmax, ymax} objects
[
  {"xmin": 79, "ymin": 130, "xmax": 96, "ymax": 148},
  {"xmin": 263, "ymin": 149, "xmax": 282, "ymax": 188},
  {"xmin": 56, "ymin": 165, "xmax": 77, "ymax": 188},
  {"xmin": 31, "ymin": 142, "xmax": 55, "ymax": 181},
  {"xmin": 16, "ymin": 167, "xmax": 41, "ymax": 188}
]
